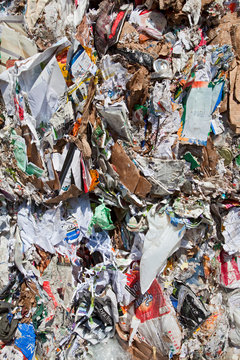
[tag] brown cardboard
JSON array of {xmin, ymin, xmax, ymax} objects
[
  {"xmin": 118, "ymin": 22, "xmax": 171, "ymax": 60},
  {"xmin": 19, "ymin": 281, "xmax": 38, "ymax": 320},
  {"xmin": 116, "ymin": 323, "xmax": 168, "ymax": 360},
  {"xmin": 234, "ymin": 64, "xmax": 240, "ymax": 103},
  {"xmin": 45, "ymin": 185, "xmax": 82, "ymax": 204},
  {"xmin": 135, "ymin": 176, "xmax": 152, "ymax": 198},
  {"xmin": 20, "ymin": 171, "xmax": 44, "ymax": 191},
  {"xmin": 132, "ymin": 347, "xmax": 149, "ymax": 360},
  {"xmin": 127, "ymin": 66, "xmax": 149, "ymax": 93},
  {"xmin": 158, "ymin": 42, "xmax": 172, "ymax": 57},
  {"xmin": 231, "ymin": 24, "xmax": 240, "ymax": 60},
  {"xmin": 201, "ymin": 0, "xmax": 214, "ymax": 8},
  {"xmin": 75, "ymin": 15, "xmax": 90, "ymax": 48},
  {"xmin": 112, "ymin": 224, "xmax": 125, "ymax": 250},
  {"xmin": 219, "ymin": 93, "xmax": 227, "ymax": 113},
  {"xmin": 208, "ymin": 12, "xmax": 240, "ymax": 47},
  {"xmin": 145, "ymin": 0, "xmax": 159, "ymax": 10},
  {"xmin": 126, "ymin": 66, "xmax": 149, "ymax": 115},
  {"xmin": 35, "ymin": 245, "xmax": 52, "ymax": 276},
  {"xmin": 111, "ymin": 142, "xmax": 140, "ymax": 194},
  {"xmin": 46, "ymin": 169, "xmax": 60, "ymax": 191},
  {"xmin": 201, "ymin": 137, "xmax": 219, "ymax": 177},
  {"xmin": 73, "ymin": 136, "xmax": 92, "ymax": 160},
  {"xmin": 133, "ymin": 338, "xmax": 153, "ymax": 358},
  {"xmin": 111, "ymin": 143, "xmax": 152, "ymax": 197},
  {"xmin": 22, "ymin": 125, "xmax": 44, "ymax": 169},
  {"xmin": 79, "ymin": 77, "xmax": 95, "ymax": 135},
  {"xmin": 132, "ymin": 337, "xmax": 167, "ymax": 360},
  {"xmin": 159, "ymin": 0, "xmax": 184, "ymax": 11},
  {"xmin": 119, "ymin": 21, "xmax": 139, "ymax": 43},
  {"xmin": 76, "ymin": 77, "xmax": 95, "ymax": 159},
  {"xmin": 229, "ymin": 64, "xmax": 240, "ymax": 133}
]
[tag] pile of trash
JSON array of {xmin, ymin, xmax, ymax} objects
[{"xmin": 0, "ymin": 0, "xmax": 240, "ymax": 359}]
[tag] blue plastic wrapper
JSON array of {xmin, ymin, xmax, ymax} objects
[{"xmin": 15, "ymin": 323, "xmax": 36, "ymax": 360}]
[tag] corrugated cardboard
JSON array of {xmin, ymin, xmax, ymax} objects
[
  {"xmin": 126, "ymin": 66, "xmax": 149, "ymax": 116},
  {"xmin": 231, "ymin": 23, "xmax": 240, "ymax": 60},
  {"xmin": 201, "ymin": 137, "xmax": 219, "ymax": 177},
  {"xmin": 111, "ymin": 142, "xmax": 140, "ymax": 193},
  {"xmin": 45, "ymin": 185, "xmax": 82, "ymax": 204},
  {"xmin": 229, "ymin": 63, "xmax": 240, "ymax": 133},
  {"xmin": 22, "ymin": 125, "xmax": 43, "ymax": 170},
  {"xmin": 234, "ymin": 63, "xmax": 240, "ymax": 103},
  {"xmin": 111, "ymin": 143, "xmax": 152, "ymax": 197},
  {"xmin": 135, "ymin": 176, "xmax": 152, "ymax": 198}
]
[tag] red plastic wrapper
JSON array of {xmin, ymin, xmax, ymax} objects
[
  {"xmin": 125, "ymin": 265, "xmax": 169, "ymax": 323},
  {"xmin": 218, "ymin": 250, "xmax": 240, "ymax": 289}
]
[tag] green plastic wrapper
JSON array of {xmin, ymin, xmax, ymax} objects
[
  {"xmin": 88, "ymin": 200, "xmax": 115, "ymax": 232},
  {"xmin": 11, "ymin": 130, "xmax": 44, "ymax": 178},
  {"xmin": 11, "ymin": 130, "xmax": 28, "ymax": 173},
  {"xmin": 235, "ymin": 155, "xmax": 240, "ymax": 167},
  {"xmin": 183, "ymin": 152, "xmax": 200, "ymax": 170},
  {"xmin": 26, "ymin": 162, "xmax": 44, "ymax": 178}
]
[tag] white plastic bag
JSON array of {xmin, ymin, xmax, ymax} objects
[{"xmin": 140, "ymin": 205, "xmax": 185, "ymax": 293}]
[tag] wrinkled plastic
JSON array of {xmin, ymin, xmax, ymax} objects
[
  {"xmin": 89, "ymin": 201, "xmax": 115, "ymax": 232},
  {"xmin": 140, "ymin": 205, "xmax": 185, "ymax": 293}
]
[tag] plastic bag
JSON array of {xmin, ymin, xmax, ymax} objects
[
  {"xmin": 140, "ymin": 205, "xmax": 185, "ymax": 293},
  {"xmin": 89, "ymin": 200, "xmax": 115, "ymax": 232},
  {"xmin": 15, "ymin": 323, "xmax": 36, "ymax": 360},
  {"xmin": 172, "ymin": 282, "xmax": 210, "ymax": 330},
  {"xmin": 129, "ymin": 9, "xmax": 167, "ymax": 40}
]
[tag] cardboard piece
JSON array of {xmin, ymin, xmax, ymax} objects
[
  {"xmin": 45, "ymin": 185, "xmax": 82, "ymax": 204},
  {"xmin": 46, "ymin": 169, "xmax": 60, "ymax": 191},
  {"xmin": 220, "ymin": 93, "xmax": 228, "ymax": 113},
  {"xmin": 116, "ymin": 325, "xmax": 167, "ymax": 360},
  {"xmin": 76, "ymin": 77, "xmax": 95, "ymax": 159},
  {"xmin": 110, "ymin": 143, "xmax": 152, "ymax": 197},
  {"xmin": 111, "ymin": 142, "xmax": 140, "ymax": 194},
  {"xmin": 159, "ymin": 0, "xmax": 184, "ymax": 11},
  {"xmin": 234, "ymin": 64, "xmax": 240, "ymax": 103},
  {"xmin": 75, "ymin": 15, "xmax": 90, "ymax": 48},
  {"xmin": 112, "ymin": 224, "xmax": 125, "ymax": 250},
  {"xmin": 126, "ymin": 66, "xmax": 149, "ymax": 116},
  {"xmin": 118, "ymin": 22, "xmax": 171, "ymax": 60},
  {"xmin": 135, "ymin": 176, "xmax": 152, "ymax": 198},
  {"xmin": 201, "ymin": 0, "xmax": 214, "ymax": 8},
  {"xmin": 21, "ymin": 125, "xmax": 43, "ymax": 170},
  {"xmin": 229, "ymin": 63, "xmax": 240, "ymax": 133},
  {"xmin": 231, "ymin": 24, "xmax": 240, "ymax": 60},
  {"xmin": 19, "ymin": 281, "xmax": 38, "ymax": 315},
  {"xmin": 132, "ymin": 337, "xmax": 167, "ymax": 360},
  {"xmin": 201, "ymin": 137, "xmax": 219, "ymax": 177},
  {"xmin": 207, "ymin": 12, "xmax": 240, "ymax": 47},
  {"xmin": 72, "ymin": 136, "xmax": 92, "ymax": 160}
]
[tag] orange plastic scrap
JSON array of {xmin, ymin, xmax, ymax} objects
[
  {"xmin": 72, "ymin": 117, "xmax": 82, "ymax": 137},
  {"xmin": 89, "ymin": 169, "xmax": 99, "ymax": 191},
  {"xmin": 120, "ymin": 305, "xmax": 128, "ymax": 315},
  {"xmin": 139, "ymin": 33, "xmax": 152, "ymax": 43}
]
